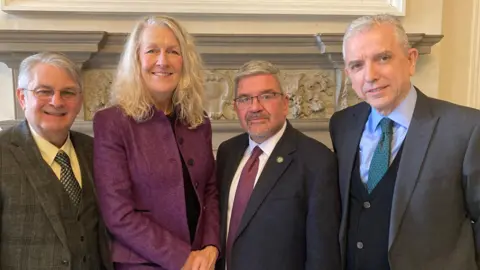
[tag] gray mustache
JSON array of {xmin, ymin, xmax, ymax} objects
[{"xmin": 246, "ymin": 114, "xmax": 269, "ymax": 121}]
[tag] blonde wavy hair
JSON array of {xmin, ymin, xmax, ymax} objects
[{"xmin": 110, "ymin": 15, "xmax": 206, "ymax": 128}]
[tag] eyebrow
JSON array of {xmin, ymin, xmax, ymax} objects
[
  {"xmin": 33, "ymin": 84, "xmax": 79, "ymax": 91},
  {"xmin": 373, "ymin": 50, "xmax": 393, "ymax": 59},
  {"xmin": 347, "ymin": 50, "xmax": 394, "ymax": 67},
  {"xmin": 237, "ymin": 89, "xmax": 278, "ymax": 97},
  {"xmin": 142, "ymin": 43, "xmax": 180, "ymax": 49},
  {"xmin": 347, "ymin": 60, "xmax": 364, "ymax": 69}
]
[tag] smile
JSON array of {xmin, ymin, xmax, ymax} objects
[
  {"xmin": 44, "ymin": 111, "xmax": 67, "ymax": 116},
  {"xmin": 151, "ymin": 72, "xmax": 173, "ymax": 76},
  {"xmin": 366, "ymin": 86, "xmax": 388, "ymax": 94}
]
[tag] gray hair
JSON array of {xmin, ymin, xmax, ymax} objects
[
  {"xmin": 342, "ymin": 14, "xmax": 410, "ymax": 59},
  {"xmin": 17, "ymin": 52, "xmax": 82, "ymax": 91},
  {"xmin": 233, "ymin": 60, "xmax": 283, "ymax": 96}
]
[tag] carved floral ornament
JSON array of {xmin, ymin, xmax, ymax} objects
[{"xmin": 82, "ymin": 69, "xmax": 354, "ymax": 121}]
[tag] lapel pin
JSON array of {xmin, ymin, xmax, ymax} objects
[{"xmin": 276, "ymin": 156, "xmax": 284, "ymax": 163}]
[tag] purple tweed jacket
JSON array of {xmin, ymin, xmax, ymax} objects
[{"xmin": 93, "ymin": 106, "xmax": 220, "ymax": 270}]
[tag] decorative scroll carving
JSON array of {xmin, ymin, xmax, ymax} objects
[
  {"xmin": 82, "ymin": 69, "xmax": 336, "ymax": 120},
  {"xmin": 204, "ymin": 70, "xmax": 235, "ymax": 120},
  {"xmin": 282, "ymin": 71, "xmax": 335, "ymax": 119}
]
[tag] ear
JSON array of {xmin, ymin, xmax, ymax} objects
[
  {"xmin": 407, "ymin": 48, "xmax": 419, "ymax": 76},
  {"xmin": 344, "ymin": 65, "xmax": 352, "ymax": 79},
  {"xmin": 16, "ymin": 88, "xmax": 27, "ymax": 110}
]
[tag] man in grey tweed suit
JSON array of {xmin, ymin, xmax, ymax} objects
[{"xmin": 0, "ymin": 52, "xmax": 112, "ymax": 270}]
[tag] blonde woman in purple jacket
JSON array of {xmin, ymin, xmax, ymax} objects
[{"xmin": 93, "ymin": 15, "xmax": 219, "ymax": 270}]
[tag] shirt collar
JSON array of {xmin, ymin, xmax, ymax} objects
[
  {"xmin": 247, "ymin": 121, "xmax": 287, "ymax": 158},
  {"xmin": 369, "ymin": 84, "xmax": 417, "ymax": 131},
  {"xmin": 29, "ymin": 124, "xmax": 74, "ymax": 166}
]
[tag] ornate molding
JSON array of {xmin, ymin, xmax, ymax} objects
[
  {"xmin": 468, "ymin": 0, "xmax": 480, "ymax": 109},
  {"xmin": 0, "ymin": 30, "xmax": 106, "ymax": 68},
  {"xmin": 0, "ymin": 31, "xmax": 442, "ymax": 70},
  {"xmin": 1, "ymin": 0, "xmax": 406, "ymax": 16}
]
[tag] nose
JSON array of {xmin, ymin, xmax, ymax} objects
[
  {"xmin": 249, "ymin": 96, "xmax": 264, "ymax": 112},
  {"xmin": 49, "ymin": 91, "xmax": 64, "ymax": 107},
  {"xmin": 364, "ymin": 62, "xmax": 379, "ymax": 83},
  {"xmin": 156, "ymin": 50, "xmax": 168, "ymax": 66}
]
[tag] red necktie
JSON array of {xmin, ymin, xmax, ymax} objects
[{"xmin": 226, "ymin": 146, "xmax": 263, "ymax": 266}]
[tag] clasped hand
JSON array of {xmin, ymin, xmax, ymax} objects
[{"xmin": 181, "ymin": 245, "xmax": 218, "ymax": 270}]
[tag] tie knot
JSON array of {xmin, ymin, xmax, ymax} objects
[
  {"xmin": 54, "ymin": 150, "xmax": 71, "ymax": 168},
  {"xmin": 379, "ymin": 118, "xmax": 393, "ymax": 134},
  {"xmin": 250, "ymin": 146, "xmax": 263, "ymax": 160}
]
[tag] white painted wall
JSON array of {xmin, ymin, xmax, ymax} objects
[{"xmin": 0, "ymin": 0, "xmax": 448, "ymax": 120}]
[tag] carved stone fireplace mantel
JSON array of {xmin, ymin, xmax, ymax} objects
[{"xmin": 0, "ymin": 30, "xmax": 442, "ymax": 149}]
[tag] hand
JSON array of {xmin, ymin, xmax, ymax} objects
[{"xmin": 182, "ymin": 246, "xmax": 218, "ymax": 270}]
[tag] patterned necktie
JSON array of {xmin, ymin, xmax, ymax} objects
[
  {"xmin": 367, "ymin": 118, "xmax": 393, "ymax": 193},
  {"xmin": 54, "ymin": 150, "xmax": 82, "ymax": 207},
  {"xmin": 227, "ymin": 146, "xmax": 263, "ymax": 265}
]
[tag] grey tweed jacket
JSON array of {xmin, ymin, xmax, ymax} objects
[{"xmin": 0, "ymin": 121, "xmax": 112, "ymax": 270}]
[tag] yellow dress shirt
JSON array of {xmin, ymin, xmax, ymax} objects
[{"xmin": 29, "ymin": 125, "xmax": 82, "ymax": 187}]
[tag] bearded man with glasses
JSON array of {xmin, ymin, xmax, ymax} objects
[{"xmin": 215, "ymin": 60, "xmax": 341, "ymax": 270}]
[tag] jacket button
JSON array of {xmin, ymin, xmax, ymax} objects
[
  {"xmin": 80, "ymin": 236, "xmax": 84, "ymax": 242},
  {"xmin": 61, "ymin": 260, "xmax": 69, "ymax": 266},
  {"xmin": 195, "ymin": 182, "xmax": 199, "ymax": 188},
  {"xmin": 187, "ymin": 159, "xmax": 194, "ymax": 166},
  {"xmin": 203, "ymin": 206, "xmax": 206, "ymax": 211},
  {"xmin": 357, "ymin": 242, "xmax": 364, "ymax": 249},
  {"xmin": 178, "ymin": 137, "xmax": 184, "ymax": 145},
  {"xmin": 83, "ymin": 256, "xmax": 87, "ymax": 262},
  {"xmin": 363, "ymin": 201, "xmax": 371, "ymax": 209}
]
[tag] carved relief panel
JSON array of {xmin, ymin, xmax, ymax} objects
[{"xmin": 82, "ymin": 68, "xmax": 341, "ymax": 121}]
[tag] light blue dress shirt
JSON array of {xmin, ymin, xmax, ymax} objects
[{"xmin": 359, "ymin": 85, "xmax": 417, "ymax": 184}]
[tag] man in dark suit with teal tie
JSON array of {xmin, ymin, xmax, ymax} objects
[{"xmin": 330, "ymin": 14, "xmax": 480, "ymax": 270}]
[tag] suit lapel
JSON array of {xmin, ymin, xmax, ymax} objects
[
  {"xmin": 9, "ymin": 121, "xmax": 69, "ymax": 249},
  {"xmin": 338, "ymin": 104, "xmax": 370, "ymax": 245},
  {"xmin": 388, "ymin": 91, "xmax": 438, "ymax": 249},
  {"xmin": 235, "ymin": 122, "xmax": 296, "ymax": 240},
  {"xmin": 219, "ymin": 134, "xmax": 248, "ymax": 251},
  {"xmin": 220, "ymin": 135, "xmax": 249, "ymax": 209}
]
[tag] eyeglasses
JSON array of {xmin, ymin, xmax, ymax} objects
[
  {"xmin": 233, "ymin": 92, "xmax": 284, "ymax": 109},
  {"xmin": 24, "ymin": 88, "xmax": 81, "ymax": 101}
]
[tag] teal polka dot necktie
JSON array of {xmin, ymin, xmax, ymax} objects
[{"xmin": 367, "ymin": 118, "xmax": 393, "ymax": 193}]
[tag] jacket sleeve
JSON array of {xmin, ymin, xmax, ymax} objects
[
  {"xmin": 199, "ymin": 118, "xmax": 221, "ymax": 251},
  {"xmin": 305, "ymin": 149, "xmax": 341, "ymax": 270},
  {"xmin": 463, "ymin": 124, "xmax": 480, "ymax": 269},
  {"xmin": 93, "ymin": 110, "xmax": 190, "ymax": 270}
]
